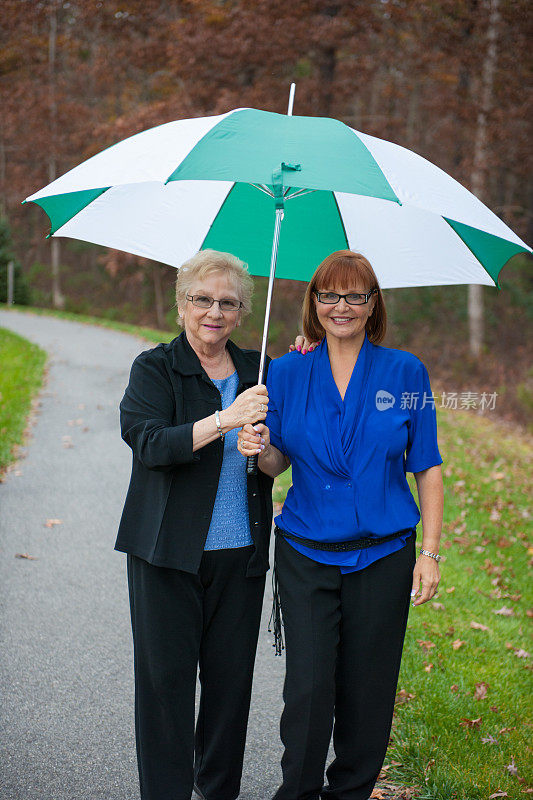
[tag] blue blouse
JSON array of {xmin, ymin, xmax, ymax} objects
[
  {"xmin": 265, "ymin": 336, "xmax": 442, "ymax": 573},
  {"xmin": 204, "ymin": 371, "xmax": 253, "ymax": 551}
]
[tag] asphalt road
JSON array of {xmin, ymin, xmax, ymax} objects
[{"xmin": 0, "ymin": 310, "xmax": 286, "ymax": 800}]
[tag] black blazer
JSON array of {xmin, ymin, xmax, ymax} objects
[{"xmin": 115, "ymin": 332, "xmax": 273, "ymax": 576}]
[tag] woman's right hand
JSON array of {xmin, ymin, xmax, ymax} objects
[
  {"xmin": 289, "ymin": 335, "xmax": 320, "ymax": 354},
  {"xmin": 221, "ymin": 385, "xmax": 268, "ymax": 429}
]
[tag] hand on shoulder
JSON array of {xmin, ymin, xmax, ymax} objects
[{"xmin": 289, "ymin": 335, "xmax": 321, "ymax": 355}]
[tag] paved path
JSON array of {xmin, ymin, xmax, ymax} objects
[{"xmin": 0, "ymin": 311, "xmax": 285, "ymax": 800}]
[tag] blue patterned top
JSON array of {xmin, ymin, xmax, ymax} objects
[{"xmin": 204, "ymin": 371, "xmax": 253, "ymax": 551}]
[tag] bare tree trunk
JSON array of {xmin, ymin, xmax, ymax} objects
[
  {"xmin": 406, "ymin": 81, "xmax": 420, "ymax": 149},
  {"xmin": 49, "ymin": 2, "xmax": 65, "ymax": 309},
  {"xmin": 152, "ymin": 263, "xmax": 165, "ymax": 329},
  {"xmin": 0, "ymin": 131, "xmax": 6, "ymax": 217},
  {"xmin": 468, "ymin": 0, "xmax": 500, "ymax": 357}
]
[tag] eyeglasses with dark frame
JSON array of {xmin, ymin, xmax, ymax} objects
[
  {"xmin": 186, "ymin": 294, "xmax": 243, "ymax": 311},
  {"xmin": 314, "ymin": 289, "xmax": 377, "ymax": 306}
]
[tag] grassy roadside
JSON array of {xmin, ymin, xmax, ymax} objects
[
  {"xmin": 0, "ymin": 327, "xmax": 47, "ymax": 475},
  {"xmin": 1, "ymin": 303, "xmax": 174, "ymax": 344},
  {"xmin": 0, "ymin": 305, "xmax": 169, "ymax": 477},
  {"xmin": 273, "ymin": 411, "xmax": 532, "ymax": 799}
]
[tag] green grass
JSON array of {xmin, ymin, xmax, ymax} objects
[
  {"xmin": 273, "ymin": 411, "xmax": 532, "ymax": 798},
  {"xmin": 0, "ymin": 327, "xmax": 47, "ymax": 474}
]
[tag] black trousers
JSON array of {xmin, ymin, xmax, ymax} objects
[
  {"xmin": 127, "ymin": 546, "xmax": 266, "ymax": 800},
  {"xmin": 273, "ymin": 534, "xmax": 416, "ymax": 800}
]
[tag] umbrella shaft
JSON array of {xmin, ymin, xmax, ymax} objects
[{"xmin": 258, "ymin": 208, "xmax": 283, "ymax": 384}]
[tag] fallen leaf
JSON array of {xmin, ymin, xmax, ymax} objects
[
  {"xmin": 14, "ymin": 552, "xmax": 38, "ymax": 560},
  {"xmin": 526, "ymin": 609, "xmax": 533, "ymax": 618},
  {"xmin": 450, "ymin": 684, "xmax": 459, "ymax": 692},
  {"xmin": 417, "ymin": 639, "xmax": 436, "ymax": 651},
  {"xmin": 496, "ymin": 536, "xmax": 512, "ymax": 548},
  {"xmin": 471, "ymin": 621, "xmax": 490, "ymax": 631},
  {"xmin": 44, "ymin": 518, "xmax": 62, "ymax": 528},
  {"xmin": 460, "ymin": 717, "xmax": 482, "ymax": 728},
  {"xmin": 423, "ymin": 662, "xmax": 433, "ymax": 672},
  {"xmin": 482, "ymin": 735, "xmax": 498, "ymax": 744},
  {"xmin": 370, "ymin": 790, "xmax": 386, "ymax": 799},
  {"xmin": 499, "ymin": 726, "xmax": 517, "ymax": 734},
  {"xmin": 446, "ymin": 586, "xmax": 456, "ymax": 593},
  {"xmin": 506, "ymin": 758, "xmax": 518, "ymax": 776},
  {"xmin": 493, "ymin": 606, "xmax": 515, "ymax": 617},
  {"xmin": 423, "ymin": 758, "xmax": 435, "ymax": 782},
  {"xmin": 432, "ymin": 602, "xmax": 445, "ymax": 610},
  {"xmin": 490, "ymin": 706, "xmax": 499, "ymax": 713},
  {"xmin": 452, "ymin": 639, "xmax": 465, "ymax": 650},
  {"xmin": 514, "ymin": 649, "xmax": 530, "ymax": 659},
  {"xmin": 474, "ymin": 682, "xmax": 489, "ymax": 700},
  {"xmin": 489, "ymin": 793, "xmax": 508, "ymax": 799},
  {"xmin": 395, "ymin": 689, "xmax": 415, "ymax": 705}
]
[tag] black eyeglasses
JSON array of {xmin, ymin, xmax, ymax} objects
[
  {"xmin": 314, "ymin": 289, "xmax": 377, "ymax": 306},
  {"xmin": 186, "ymin": 294, "xmax": 243, "ymax": 311}
]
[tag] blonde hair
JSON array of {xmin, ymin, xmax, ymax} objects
[
  {"xmin": 175, "ymin": 249, "xmax": 254, "ymax": 326},
  {"xmin": 302, "ymin": 250, "xmax": 386, "ymax": 343}
]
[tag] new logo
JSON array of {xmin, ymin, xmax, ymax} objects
[{"xmin": 375, "ymin": 390, "xmax": 395, "ymax": 411}]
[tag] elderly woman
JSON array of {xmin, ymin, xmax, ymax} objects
[
  {"xmin": 238, "ymin": 250, "xmax": 443, "ymax": 800},
  {"xmin": 115, "ymin": 249, "xmax": 273, "ymax": 800}
]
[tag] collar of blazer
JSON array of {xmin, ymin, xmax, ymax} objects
[{"xmin": 167, "ymin": 331, "xmax": 261, "ymax": 386}]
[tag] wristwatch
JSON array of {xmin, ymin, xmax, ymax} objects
[{"xmin": 420, "ymin": 548, "xmax": 441, "ymax": 562}]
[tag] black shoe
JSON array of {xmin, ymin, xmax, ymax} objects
[{"xmin": 193, "ymin": 783, "xmax": 207, "ymax": 800}]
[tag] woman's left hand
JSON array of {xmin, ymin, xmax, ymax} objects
[
  {"xmin": 237, "ymin": 423, "xmax": 270, "ymax": 456},
  {"xmin": 289, "ymin": 335, "xmax": 320, "ymax": 354},
  {"xmin": 410, "ymin": 554, "xmax": 440, "ymax": 606}
]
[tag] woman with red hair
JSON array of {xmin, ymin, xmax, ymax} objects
[{"xmin": 238, "ymin": 251, "xmax": 443, "ymax": 800}]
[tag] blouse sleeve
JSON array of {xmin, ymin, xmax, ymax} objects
[
  {"xmin": 404, "ymin": 361, "xmax": 443, "ymax": 474},
  {"xmin": 265, "ymin": 361, "xmax": 287, "ymax": 456}
]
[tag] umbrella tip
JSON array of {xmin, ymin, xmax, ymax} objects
[{"xmin": 287, "ymin": 83, "xmax": 296, "ymax": 116}]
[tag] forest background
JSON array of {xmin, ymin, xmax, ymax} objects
[{"xmin": 1, "ymin": 0, "xmax": 532, "ymax": 428}]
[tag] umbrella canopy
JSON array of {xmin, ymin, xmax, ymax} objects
[{"xmin": 25, "ymin": 107, "xmax": 530, "ymax": 288}]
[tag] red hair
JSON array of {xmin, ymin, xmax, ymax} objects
[{"xmin": 302, "ymin": 251, "xmax": 386, "ymax": 343}]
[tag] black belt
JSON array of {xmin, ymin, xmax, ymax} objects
[{"xmin": 274, "ymin": 525, "xmax": 415, "ymax": 552}]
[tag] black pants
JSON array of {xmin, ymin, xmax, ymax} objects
[
  {"xmin": 127, "ymin": 546, "xmax": 266, "ymax": 800},
  {"xmin": 273, "ymin": 534, "xmax": 415, "ymax": 800}
]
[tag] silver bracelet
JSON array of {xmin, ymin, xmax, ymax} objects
[
  {"xmin": 420, "ymin": 548, "xmax": 441, "ymax": 562},
  {"xmin": 214, "ymin": 410, "xmax": 225, "ymax": 441}
]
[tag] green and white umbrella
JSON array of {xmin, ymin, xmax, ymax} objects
[{"xmin": 25, "ymin": 105, "xmax": 531, "ymax": 290}]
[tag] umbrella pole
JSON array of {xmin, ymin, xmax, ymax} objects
[{"xmin": 246, "ymin": 206, "xmax": 283, "ymax": 476}]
